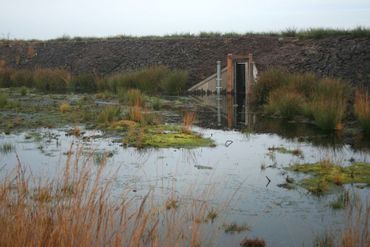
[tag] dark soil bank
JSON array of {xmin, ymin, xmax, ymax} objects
[{"xmin": 0, "ymin": 35, "xmax": 369, "ymax": 87}]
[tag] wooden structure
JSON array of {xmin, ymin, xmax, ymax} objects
[
  {"xmin": 188, "ymin": 53, "xmax": 257, "ymax": 96},
  {"xmin": 226, "ymin": 53, "xmax": 255, "ymax": 96}
]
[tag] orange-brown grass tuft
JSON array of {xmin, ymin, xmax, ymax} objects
[
  {"xmin": 317, "ymin": 195, "xmax": 369, "ymax": 247},
  {"xmin": 182, "ymin": 111, "xmax": 196, "ymax": 133},
  {"xmin": 59, "ymin": 102, "xmax": 71, "ymax": 113},
  {"xmin": 354, "ymin": 89, "xmax": 370, "ymax": 135},
  {"xmin": 129, "ymin": 105, "xmax": 143, "ymax": 123}
]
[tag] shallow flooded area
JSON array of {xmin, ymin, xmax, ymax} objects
[{"xmin": 1, "ymin": 92, "xmax": 369, "ymax": 247}]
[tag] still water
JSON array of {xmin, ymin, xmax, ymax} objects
[{"xmin": 1, "ymin": 95, "xmax": 369, "ymax": 246}]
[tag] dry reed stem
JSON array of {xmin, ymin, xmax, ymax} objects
[
  {"xmin": 0, "ymin": 147, "xmax": 224, "ymax": 247},
  {"xmin": 341, "ymin": 198, "xmax": 370, "ymax": 247},
  {"xmin": 183, "ymin": 112, "xmax": 196, "ymax": 133},
  {"xmin": 354, "ymin": 89, "xmax": 370, "ymax": 134}
]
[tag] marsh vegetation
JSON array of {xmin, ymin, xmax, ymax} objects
[
  {"xmin": 253, "ymin": 68, "xmax": 370, "ymax": 134},
  {"xmin": 0, "ymin": 65, "xmax": 369, "ymax": 246}
]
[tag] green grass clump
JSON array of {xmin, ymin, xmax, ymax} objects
[
  {"xmin": 0, "ymin": 68, "xmax": 14, "ymax": 88},
  {"xmin": 106, "ymin": 66, "xmax": 188, "ymax": 95},
  {"xmin": 118, "ymin": 88, "xmax": 144, "ymax": 106},
  {"xmin": 354, "ymin": 90, "xmax": 370, "ymax": 135},
  {"xmin": 265, "ymin": 89, "xmax": 305, "ymax": 119},
  {"xmin": 10, "ymin": 69, "xmax": 34, "ymax": 87},
  {"xmin": 0, "ymin": 142, "xmax": 15, "ymax": 154},
  {"xmin": 160, "ymin": 70, "xmax": 188, "ymax": 95},
  {"xmin": 222, "ymin": 223, "xmax": 250, "ymax": 234},
  {"xmin": 252, "ymin": 68, "xmax": 290, "ymax": 105},
  {"xmin": 309, "ymin": 78, "xmax": 349, "ymax": 131},
  {"xmin": 34, "ymin": 68, "xmax": 71, "ymax": 93},
  {"xmin": 330, "ymin": 191, "xmax": 350, "ymax": 210},
  {"xmin": 0, "ymin": 93, "xmax": 8, "ymax": 108},
  {"xmin": 287, "ymin": 72, "xmax": 318, "ymax": 98},
  {"xmin": 150, "ymin": 97, "xmax": 163, "ymax": 110},
  {"xmin": 254, "ymin": 69, "xmax": 318, "ymax": 106},
  {"xmin": 287, "ymin": 161, "xmax": 370, "ymax": 194},
  {"xmin": 97, "ymin": 106, "xmax": 121, "ymax": 125},
  {"xmin": 19, "ymin": 86, "xmax": 28, "ymax": 96},
  {"xmin": 70, "ymin": 73, "xmax": 97, "ymax": 92},
  {"xmin": 106, "ymin": 66, "xmax": 168, "ymax": 94}
]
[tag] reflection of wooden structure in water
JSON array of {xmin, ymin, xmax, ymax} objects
[
  {"xmin": 191, "ymin": 95, "xmax": 256, "ymax": 129},
  {"xmin": 225, "ymin": 95, "xmax": 256, "ymax": 129},
  {"xmin": 187, "ymin": 53, "xmax": 257, "ymax": 97}
]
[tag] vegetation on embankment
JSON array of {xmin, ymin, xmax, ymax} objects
[
  {"xmin": 0, "ymin": 66, "xmax": 188, "ymax": 95},
  {"xmin": 278, "ymin": 26, "xmax": 370, "ymax": 39},
  {"xmin": 287, "ymin": 160, "xmax": 370, "ymax": 194},
  {"xmin": 2, "ymin": 27, "xmax": 368, "ymax": 42},
  {"xmin": 253, "ymin": 68, "xmax": 370, "ymax": 134},
  {"xmin": 1, "ymin": 27, "xmax": 369, "ymax": 88}
]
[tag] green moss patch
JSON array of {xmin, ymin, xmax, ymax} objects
[
  {"xmin": 287, "ymin": 161, "xmax": 370, "ymax": 194},
  {"xmin": 124, "ymin": 125, "xmax": 215, "ymax": 149}
]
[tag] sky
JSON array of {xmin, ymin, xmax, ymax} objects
[{"xmin": 0, "ymin": 0, "xmax": 369, "ymax": 40}]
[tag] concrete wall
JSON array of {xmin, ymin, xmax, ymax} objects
[
  {"xmin": 188, "ymin": 67, "xmax": 228, "ymax": 92},
  {"xmin": 188, "ymin": 63, "xmax": 258, "ymax": 93}
]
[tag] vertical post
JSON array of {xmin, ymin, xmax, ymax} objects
[
  {"xmin": 245, "ymin": 61, "xmax": 249, "ymax": 102},
  {"xmin": 226, "ymin": 54, "xmax": 233, "ymax": 94},
  {"xmin": 216, "ymin": 61, "xmax": 221, "ymax": 97},
  {"xmin": 217, "ymin": 96, "xmax": 221, "ymax": 126},
  {"xmin": 247, "ymin": 53, "xmax": 254, "ymax": 102},
  {"xmin": 226, "ymin": 94, "xmax": 233, "ymax": 128},
  {"xmin": 216, "ymin": 60, "xmax": 222, "ymax": 126}
]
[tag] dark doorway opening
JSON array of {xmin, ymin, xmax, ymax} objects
[
  {"xmin": 234, "ymin": 63, "xmax": 246, "ymax": 125},
  {"xmin": 235, "ymin": 63, "xmax": 246, "ymax": 96}
]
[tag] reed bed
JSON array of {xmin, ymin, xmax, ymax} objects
[
  {"xmin": 255, "ymin": 68, "xmax": 350, "ymax": 131},
  {"xmin": 0, "ymin": 147, "xmax": 221, "ymax": 247},
  {"xmin": 0, "ymin": 66, "xmax": 188, "ymax": 95}
]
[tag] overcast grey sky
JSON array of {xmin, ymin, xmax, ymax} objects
[{"xmin": 1, "ymin": 0, "xmax": 369, "ymax": 40}]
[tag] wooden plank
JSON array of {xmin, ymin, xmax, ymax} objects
[
  {"xmin": 226, "ymin": 54, "xmax": 233, "ymax": 94},
  {"xmin": 226, "ymin": 95, "xmax": 234, "ymax": 128}
]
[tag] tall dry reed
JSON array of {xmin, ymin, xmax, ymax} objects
[
  {"xmin": 182, "ymin": 111, "xmax": 196, "ymax": 133},
  {"xmin": 0, "ymin": 146, "xmax": 219, "ymax": 247},
  {"xmin": 354, "ymin": 89, "xmax": 370, "ymax": 135}
]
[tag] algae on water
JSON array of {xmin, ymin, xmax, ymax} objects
[
  {"xmin": 123, "ymin": 125, "xmax": 214, "ymax": 148},
  {"xmin": 287, "ymin": 160, "xmax": 370, "ymax": 194}
]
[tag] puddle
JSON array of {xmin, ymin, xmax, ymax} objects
[{"xmin": 0, "ymin": 95, "xmax": 369, "ymax": 247}]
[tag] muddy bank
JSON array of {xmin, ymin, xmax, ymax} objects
[{"xmin": 0, "ymin": 35, "xmax": 369, "ymax": 87}]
